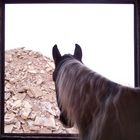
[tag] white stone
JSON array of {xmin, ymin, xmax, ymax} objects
[
  {"xmin": 20, "ymin": 107, "xmax": 32, "ymax": 120},
  {"xmin": 5, "ymin": 113, "xmax": 16, "ymax": 124},
  {"xmin": 29, "ymin": 86, "xmax": 43, "ymax": 98},
  {"xmin": 5, "ymin": 124, "xmax": 14, "ymax": 133},
  {"xmin": 34, "ymin": 116, "xmax": 55, "ymax": 128},
  {"xmin": 22, "ymin": 100, "xmax": 32, "ymax": 109},
  {"xmin": 5, "ymin": 92, "xmax": 11, "ymax": 100},
  {"xmin": 12, "ymin": 100, "xmax": 22, "ymax": 109},
  {"xmin": 14, "ymin": 121, "xmax": 21, "ymax": 129}
]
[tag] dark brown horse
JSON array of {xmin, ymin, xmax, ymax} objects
[{"xmin": 52, "ymin": 44, "xmax": 140, "ymax": 140}]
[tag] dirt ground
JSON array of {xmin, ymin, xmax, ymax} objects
[{"xmin": 5, "ymin": 47, "xmax": 78, "ymax": 134}]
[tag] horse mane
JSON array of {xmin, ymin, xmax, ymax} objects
[{"xmin": 55, "ymin": 57, "xmax": 140, "ymax": 140}]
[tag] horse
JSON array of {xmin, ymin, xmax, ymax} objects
[{"xmin": 52, "ymin": 44, "xmax": 140, "ymax": 140}]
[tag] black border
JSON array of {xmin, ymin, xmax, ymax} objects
[
  {"xmin": 1, "ymin": 0, "xmax": 140, "ymax": 139},
  {"xmin": 134, "ymin": 0, "xmax": 140, "ymax": 87}
]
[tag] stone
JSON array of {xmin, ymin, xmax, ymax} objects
[
  {"xmin": 29, "ymin": 111, "xmax": 36, "ymax": 120},
  {"xmin": 49, "ymin": 85, "xmax": 55, "ymax": 90},
  {"xmin": 28, "ymin": 66, "xmax": 38, "ymax": 74},
  {"xmin": 40, "ymin": 70, "xmax": 45, "ymax": 74},
  {"xmin": 29, "ymin": 125, "xmax": 40, "ymax": 131},
  {"xmin": 5, "ymin": 92, "xmax": 11, "ymax": 100},
  {"xmin": 20, "ymin": 107, "xmax": 32, "ymax": 120},
  {"xmin": 46, "ymin": 116, "xmax": 56, "ymax": 129},
  {"xmin": 40, "ymin": 127, "xmax": 52, "ymax": 133},
  {"xmin": 9, "ymin": 78, "xmax": 16, "ymax": 84},
  {"xmin": 22, "ymin": 124, "xmax": 30, "ymax": 133},
  {"xmin": 5, "ymin": 48, "xmax": 78, "ymax": 134},
  {"xmin": 26, "ymin": 90, "xmax": 34, "ymax": 98},
  {"xmin": 34, "ymin": 116, "xmax": 44, "ymax": 126},
  {"xmin": 17, "ymin": 86, "xmax": 28, "ymax": 93},
  {"xmin": 43, "ymin": 101, "xmax": 56, "ymax": 116},
  {"xmin": 47, "ymin": 61, "xmax": 55, "ymax": 69},
  {"xmin": 28, "ymin": 69, "xmax": 38, "ymax": 74},
  {"xmin": 12, "ymin": 100, "xmax": 22, "ymax": 109},
  {"xmin": 36, "ymin": 78, "xmax": 44, "ymax": 85},
  {"xmin": 5, "ymin": 113, "xmax": 16, "ymax": 125},
  {"xmin": 22, "ymin": 100, "xmax": 32, "ymax": 109},
  {"xmin": 14, "ymin": 121, "xmax": 21, "ymax": 130},
  {"xmin": 29, "ymin": 86, "xmax": 43, "ymax": 98},
  {"xmin": 16, "ymin": 93, "xmax": 26, "ymax": 101},
  {"xmin": 20, "ymin": 101, "xmax": 32, "ymax": 119},
  {"xmin": 34, "ymin": 116, "xmax": 55, "ymax": 128},
  {"xmin": 27, "ymin": 61, "xmax": 32, "ymax": 65},
  {"xmin": 5, "ymin": 54, "xmax": 12, "ymax": 63},
  {"xmin": 5, "ymin": 124, "xmax": 14, "ymax": 133},
  {"xmin": 12, "ymin": 129, "xmax": 23, "ymax": 133},
  {"xmin": 27, "ymin": 120, "xmax": 34, "ymax": 127}
]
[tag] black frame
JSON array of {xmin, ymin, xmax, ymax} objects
[{"xmin": 0, "ymin": 0, "xmax": 140, "ymax": 139}]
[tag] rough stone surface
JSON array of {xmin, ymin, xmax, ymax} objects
[{"xmin": 5, "ymin": 47, "xmax": 78, "ymax": 134}]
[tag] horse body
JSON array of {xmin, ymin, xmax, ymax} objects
[{"xmin": 52, "ymin": 44, "xmax": 140, "ymax": 140}]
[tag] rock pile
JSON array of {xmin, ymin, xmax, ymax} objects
[{"xmin": 5, "ymin": 47, "xmax": 78, "ymax": 134}]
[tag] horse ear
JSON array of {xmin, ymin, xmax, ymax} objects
[
  {"xmin": 74, "ymin": 44, "xmax": 82, "ymax": 61},
  {"xmin": 52, "ymin": 44, "xmax": 62, "ymax": 66}
]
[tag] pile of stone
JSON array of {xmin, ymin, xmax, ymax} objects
[{"xmin": 5, "ymin": 47, "xmax": 78, "ymax": 134}]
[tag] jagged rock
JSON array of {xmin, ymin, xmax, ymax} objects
[
  {"xmin": 20, "ymin": 109, "xmax": 31, "ymax": 120},
  {"xmin": 39, "ymin": 127, "xmax": 52, "ymax": 133},
  {"xmin": 29, "ymin": 111, "xmax": 36, "ymax": 120},
  {"xmin": 41, "ymin": 101, "xmax": 56, "ymax": 116},
  {"xmin": 12, "ymin": 99, "xmax": 22, "ymax": 109},
  {"xmin": 36, "ymin": 77, "xmax": 44, "ymax": 85},
  {"xmin": 26, "ymin": 90, "xmax": 34, "ymax": 98},
  {"xmin": 20, "ymin": 101, "xmax": 32, "ymax": 119},
  {"xmin": 14, "ymin": 93, "xmax": 26, "ymax": 101},
  {"xmin": 17, "ymin": 86, "xmax": 28, "ymax": 93},
  {"xmin": 29, "ymin": 125, "xmax": 40, "ymax": 131},
  {"xmin": 9, "ymin": 78, "xmax": 16, "ymax": 84},
  {"xmin": 45, "ymin": 116, "xmax": 56, "ymax": 129},
  {"xmin": 49, "ymin": 85, "xmax": 55, "ymax": 90},
  {"xmin": 12, "ymin": 129, "xmax": 24, "ymax": 133},
  {"xmin": 22, "ymin": 124, "xmax": 30, "ymax": 133},
  {"xmin": 20, "ymin": 108, "xmax": 32, "ymax": 120},
  {"xmin": 28, "ymin": 86, "xmax": 43, "ymax": 98},
  {"xmin": 5, "ymin": 47, "xmax": 77, "ymax": 134},
  {"xmin": 34, "ymin": 116, "xmax": 47, "ymax": 126},
  {"xmin": 5, "ymin": 124, "xmax": 14, "ymax": 133},
  {"xmin": 47, "ymin": 61, "xmax": 55, "ymax": 69},
  {"xmin": 5, "ymin": 91, "xmax": 11, "ymax": 100},
  {"xmin": 28, "ymin": 66, "xmax": 38, "ymax": 73},
  {"xmin": 22, "ymin": 100, "xmax": 32, "ymax": 109},
  {"xmin": 34, "ymin": 116, "xmax": 56, "ymax": 128},
  {"xmin": 5, "ymin": 53, "xmax": 13, "ymax": 63},
  {"xmin": 5, "ymin": 113, "xmax": 16, "ymax": 125},
  {"xmin": 28, "ymin": 69, "xmax": 38, "ymax": 74},
  {"xmin": 40, "ymin": 70, "xmax": 45, "ymax": 74},
  {"xmin": 14, "ymin": 121, "xmax": 21, "ymax": 130}
]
